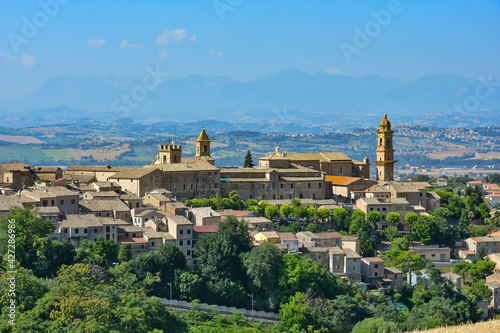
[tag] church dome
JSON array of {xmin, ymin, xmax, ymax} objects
[{"xmin": 380, "ymin": 113, "xmax": 391, "ymax": 128}]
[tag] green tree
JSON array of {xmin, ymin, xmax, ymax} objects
[
  {"xmin": 293, "ymin": 205, "xmax": 308, "ymax": 219},
  {"xmin": 244, "ymin": 150, "xmax": 254, "ymax": 168},
  {"xmin": 333, "ymin": 207, "xmax": 350, "ymax": 231},
  {"xmin": 384, "ymin": 249, "xmax": 425, "ymax": 274},
  {"xmin": 468, "ymin": 260, "xmax": 495, "ymax": 281},
  {"xmin": 353, "ymin": 317, "xmax": 399, "ymax": 333},
  {"xmin": 257, "ymin": 201, "xmax": 269, "ymax": 215},
  {"xmin": 413, "ymin": 216, "xmax": 437, "ymax": 245},
  {"xmin": 367, "ymin": 211, "xmax": 382, "ymax": 228},
  {"xmin": 279, "ymin": 292, "xmax": 313, "ymax": 331},
  {"xmin": 386, "ymin": 212, "xmax": 401, "ymax": 226},
  {"xmin": 470, "ymin": 225, "xmax": 488, "ymax": 237},
  {"xmin": 292, "ymin": 198, "xmax": 302, "ymax": 207},
  {"xmin": 393, "ymin": 237, "xmax": 410, "ymax": 251},
  {"xmin": 118, "ymin": 244, "xmax": 132, "ymax": 262},
  {"xmin": 175, "ymin": 270, "xmax": 203, "ymax": 301},
  {"xmin": 31, "ymin": 238, "xmax": 76, "ymax": 277},
  {"xmin": 351, "ymin": 210, "xmax": 366, "ymax": 221},
  {"xmin": 280, "ymin": 204, "xmax": 293, "ymax": 219},
  {"xmin": 264, "ymin": 205, "xmax": 279, "ymax": 220},
  {"xmin": 307, "ymin": 207, "xmax": 316, "ymax": 220},
  {"xmin": 306, "ymin": 223, "xmax": 317, "ymax": 232},
  {"xmin": 244, "ymin": 242, "xmax": 283, "ymax": 309},
  {"xmin": 316, "ymin": 207, "xmax": 331, "ymax": 223},
  {"xmin": 405, "ymin": 212, "xmax": 419, "ymax": 231},
  {"xmin": 350, "ymin": 216, "xmax": 371, "ymax": 235},
  {"xmin": 477, "ymin": 246, "xmax": 488, "ymax": 261},
  {"xmin": 0, "ymin": 207, "xmax": 54, "ymax": 269},
  {"xmin": 468, "ymin": 281, "xmax": 492, "ymax": 301}
]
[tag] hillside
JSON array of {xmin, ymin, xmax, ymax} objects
[{"xmin": 411, "ymin": 320, "xmax": 500, "ymax": 333}]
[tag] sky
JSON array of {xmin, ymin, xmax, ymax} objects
[{"xmin": 0, "ymin": 0, "xmax": 499, "ymax": 101}]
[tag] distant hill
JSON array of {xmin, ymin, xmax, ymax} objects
[{"xmin": 1, "ymin": 70, "xmax": 499, "ymax": 128}]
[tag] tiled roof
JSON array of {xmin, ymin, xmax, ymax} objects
[
  {"xmin": 257, "ymin": 231, "xmax": 280, "ymax": 239},
  {"xmin": 67, "ymin": 165, "xmax": 123, "ymax": 172},
  {"xmin": 278, "ymin": 232, "xmax": 297, "ymax": 241},
  {"xmin": 314, "ymin": 232, "xmax": 342, "ymax": 240},
  {"xmin": 190, "ymin": 207, "xmax": 221, "ymax": 217},
  {"xmin": 87, "ymin": 191, "xmax": 119, "ymax": 197},
  {"xmin": 344, "ymin": 248, "xmax": 361, "ymax": 258},
  {"xmin": 0, "ymin": 196, "xmax": 25, "ymax": 211},
  {"xmin": 147, "ymin": 160, "xmax": 218, "ymax": 171},
  {"xmin": 384, "ymin": 267, "xmax": 402, "ymax": 274},
  {"xmin": 196, "ymin": 128, "xmax": 210, "ymax": 141},
  {"xmin": 33, "ymin": 166, "xmax": 61, "ymax": 172},
  {"xmin": 193, "ymin": 225, "xmax": 218, "ymax": 233},
  {"xmin": 79, "ymin": 199, "xmax": 130, "ymax": 212},
  {"xmin": 61, "ymin": 214, "xmax": 102, "ymax": 228},
  {"xmin": 38, "ymin": 206, "xmax": 60, "ymax": 214},
  {"xmin": 0, "ymin": 162, "xmax": 30, "ymax": 171},
  {"xmin": 486, "ymin": 193, "xmax": 500, "ymax": 198},
  {"xmin": 98, "ymin": 217, "xmax": 130, "ymax": 226},
  {"xmin": 109, "ymin": 168, "xmax": 158, "ymax": 179},
  {"xmin": 167, "ymin": 216, "xmax": 192, "ymax": 225},
  {"xmin": 325, "ymin": 176, "xmax": 361, "ymax": 186},
  {"xmin": 118, "ymin": 237, "xmax": 148, "ymax": 244},
  {"xmin": 362, "ymin": 257, "xmax": 384, "ymax": 262}
]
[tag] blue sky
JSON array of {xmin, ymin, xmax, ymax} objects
[{"xmin": 0, "ymin": 0, "xmax": 499, "ymax": 101}]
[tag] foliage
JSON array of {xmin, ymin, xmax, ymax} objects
[
  {"xmin": 243, "ymin": 150, "xmax": 254, "ymax": 168},
  {"xmin": 76, "ymin": 236, "xmax": 119, "ymax": 267},
  {"xmin": 469, "ymin": 225, "xmax": 488, "ymax": 237},
  {"xmin": 118, "ymin": 244, "xmax": 132, "ymax": 262},
  {"xmin": 280, "ymin": 204, "xmax": 293, "ymax": 218},
  {"xmin": 0, "ymin": 207, "xmax": 54, "ymax": 270},
  {"xmin": 384, "ymin": 250, "xmax": 425, "ymax": 273},
  {"xmin": 412, "ymin": 215, "xmax": 437, "ymax": 245},
  {"xmin": 352, "ymin": 317, "xmax": 399, "ymax": 333},
  {"xmin": 385, "ymin": 226, "xmax": 400, "ymax": 242},
  {"xmin": 367, "ymin": 211, "xmax": 381, "ymax": 227},
  {"xmin": 31, "ymin": 238, "xmax": 76, "ymax": 277},
  {"xmin": 333, "ymin": 207, "xmax": 350, "ymax": 232},
  {"xmin": 316, "ymin": 207, "xmax": 331, "ymax": 222},
  {"xmin": 265, "ymin": 205, "xmax": 279, "ymax": 220},
  {"xmin": 385, "ymin": 212, "xmax": 401, "ymax": 226},
  {"xmin": 468, "ymin": 281, "xmax": 492, "ymax": 301},
  {"xmin": 392, "ymin": 236, "xmax": 410, "ymax": 251},
  {"xmin": 279, "ymin": 292, "xmax": 313, "ymax": 331},
  {"xmin": 306, "ymin": 223, "xmax": 317, "ymax": 233},
  {"xmin": 175, "ymin": 270, "xmax": 203, "ymax": 302}
]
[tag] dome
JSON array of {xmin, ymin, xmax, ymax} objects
[{"xmin": 380, "ymin": 113, "xmax": 391, "ymax": 128}]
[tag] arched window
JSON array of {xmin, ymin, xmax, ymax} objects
[
  {"xmin": 203, "ymin": 145, "xmax": 207, "ymax": 153},
  {"xmin": 380, "ymin": 138, "xmax": 382, "ymax": 145},
  {"xmin": 163, "ymin": 156, "xmax": 166, "ymax": 163}
]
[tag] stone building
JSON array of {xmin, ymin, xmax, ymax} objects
[
  {"xmin": 0, "ymin": 162, "xmax": 33, "ymax": 190},
  {"xmin": 374, "ymin": 113, "xmax": 397, "ymax": 181}
]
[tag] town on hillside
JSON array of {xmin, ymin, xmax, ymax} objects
[{"xmin": 2, "ymin": 114, "xmax": 500, "ymax": 328}]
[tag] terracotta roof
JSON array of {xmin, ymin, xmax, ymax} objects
[
  {"xmin": 118, "ymin": 237, "xmax": 148, "ymax": 244},
  {"xmin": 256, "ymin": 231, "xmax": 280, "ymax": 239},
  {"xmin": 278, "ymin": 232, "xmax": 297, "ymax": 241},
  {"xmin": 193, "ymin": 225, "xmax": 218, "ymax": 233},
  {"xmin": 455, "ymin": 246, "xmax": 475, "ymax": 255},
  {"xmin": 467, "ymin": 181, "xmax": 483, "ymax": 185},
  {"xmin": 325, "ymin": 176, "xmax": 361, "ymax": 186},
  {"xmin": 190, "ymin": 207, "xmax": 220, "ymax": 217},
  {"xmin": 486, "ymin": 193, "xmax": 500, "ymax": 198}
]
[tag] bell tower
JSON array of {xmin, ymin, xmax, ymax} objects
[
  {"xmin": 196, "ymin": 127, "xmax": 211, "ymax": 157},
  {"xmin": 374, "ymin": 113, "xmax": 397, "ymax": 181},
  {"xmin": 158, "ymin": 139, "xmax": 182, "ymax": 164}
]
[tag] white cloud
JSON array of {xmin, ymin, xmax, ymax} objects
[
  {"xmin": 157, "ymin": 50, "xmax": 171, "ymax": 61},
  {"xmin": 88, "ymin": 39, "xmax": 107, "ymax": 48},
  {"xmin": 21, "ymin": 54, "xmax": 36, "ymax": 67},
  {"xmin": 121, "ymin": 40, "xmax": 143, "ymax": 49},
  {"xmin": 0, "ymin": 50, "xmax": 36, "ymax": 67},
  {"xmin": 324, "ymin": 66, "xmax": 340, "ymax": 75},
  {"xmin": 208, "ymin": 48, "xmax": 223, "ymax": 56},
  {"xmin": 155, "ymin": 29, "xmax": 196, "ymax": 45}
]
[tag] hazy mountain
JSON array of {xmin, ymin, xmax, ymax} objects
[{"xmin": 1, "ymin": 70, "xmax": 499, "ymax": 128}]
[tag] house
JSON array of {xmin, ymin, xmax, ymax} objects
[
  {"xmin": 254, "ymin": 231, "xmax": 280, "ymax": 243},
  {"xmin": 466, "ymin": 180, "xmax": 483, "ymax": 188},
  {"xmin": 143, "ymin": 191, "xmax": 171, "ymax": 209},
  {"xmin": 167, "ymin": 216, "xmax": 194, "ymax": 266},
  {"xmin": 344, "ymin": 249, "xmax": 361, "ymax": 282},
  {"xmin": 165, "ymin": 201, "xmax": 188, "ymax": 216},
  {"xmin": 361, "ymin": 257, "xmax": 385, "ymax": 282},
  {"xmin": 83, "ymin": 191, "xmax": 120, "ymax": 200},
  {"xmin": 91, "ymin": 181, "xmax": 121, "ymax": 193},
  {"xmin": 488, "ymin": 254, "xmax": 500, "ymax": 272},
  {"xmin": 58, "ymin": 214, "xmax": 107, "ymax": 247},
  {"xmin": 384, "ymin": 267, "xmax": 403, "ymax": 291},
  {"xmin": 242, "ymin": 216, "xmax": 273, "ymax": 230},
  {"xmin": 485, "ymin": 193, "xmax": 500, "ymax": 207},
  {"xmin": 442, "ymin": 272, "xmax": 462, "ymax": 286},
  {"xmin": 484, "ymin": 183, "xmax": 500, "ymax": 193},
  {"xmin": 108, "ymin": 168, "xmax": 162, "ymax": 197},
  {"xmin": 117, "ymin": 225, "xmax": 149, "ymax": 258},
  {"xmin": 486, "ymin": 281, "xmax": 500, "ymax": 309},
  {"xmin": 22, "ymin": 187, "xmax": 79, "ymax": 218},
  {"xmin": 314, "ymin": 231, "xmax": 342, "ymax": 247},
  {"xmin": 329, "ymin": 246, "xmax": 345, "ymax": 274},
  {"xmin": 325, "ymin": 175, "xmax": 376, "ymax": 200},
  {"xmin": 299, "ymin": 247, "xmax": 330, "ymax": 270},
  {"xmin": 66, "ymin": 164, "xmax": 124, "ymax": 182},
  {"xmin": 79, "ymin": 199, "xmax": 131, "ymax": 222},
  {"xmin": 341, "ymin": 236, "xmax": 361, "ymax": 254},
  {"xmin": 356, "ymin": 197, "xmax": 413, "ymax": 232},
  {"xmin": 455, "ymin": 246, "xmax": 476, "ymax": 261},
  {"xmin": 465, "ymin": 236, "xmax": 500, "ymax": 256},
  {"xmin": 436, "ymin": 178, "xmax": 448, "ymax": 186},
  {"xmin": 0, "ymin": 162, "xmax": 33, "ymax": 190},
  {"xmin": 277, "ymin": 232, "xmax": 299, "ymax": 253},
  {"xmin": 131, "ymin": 207, "xmax": 171, "ymax": 227},
  {"xmin": 296, "ymin": 231, "xmax": 320, "ymax": 247},
  {"xmin": 410, "ymin": 245, "xmax": 451, "ymax": 262},
  {"xmin": 120, "ymin": 192, "xmax": 143, "ymax": 210},
  {"xmin": 189, "ymin": 207, "xmax": 221, "ymax": 226},
  {"xmin": 32, "ymin": 166, "xmax": 63, "ymax": 181}
]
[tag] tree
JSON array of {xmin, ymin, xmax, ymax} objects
[
  {"xmin": 353, "ymin": 317, "xmax": 399, "ymax": 333},
  {"xmin": 470, "ymin": 225, "xmax": 488, "ymax": 237},
  {"xmin": 386, "ymin": 212, "xmax": 401, "ymax": 226},
  {"xmin": 367, "ymin": 211, "xmax": 382, "ymax": 228},
  {"xmin": 434, "ymin": 216, "xmax": 458, "ymax": 247},
  {"xmin": 244, "ymin": 242, "xmax": 283, "ymax": 309},
  {"xmin": 257, "ymin": 201, "xmax": 269, "ymax": 215},
  {"xmin": 468, "ymin": 281, "xmax": 492, "ymax": 301},
  {"xmin": 31, "ymin": 238, "xmax": 76, "ymax": 277},
  {"xmin": 293, "ymin": 205, "xmax": 308, "ymax": 219},
  {"xmin": 413, "ymin": 216, "xmax": 437, "ymax": 245},
  {"xmin": 243, "ymin": 150, "xmax": 254, "ymax": 168},
  {"xmin": 92, "ymin": 236, "xmax": 119, "ymax": 267},
  {"xmin": 477, "ymin": 247, "xmax": 488, "ymax": 261},
  {"xmin": 405, "ymin": 212, "xmax": 419, "ymax": 230},
  {"xmin": 118, "ymin": 244, "xmax": 132, "ymax": 262},
  {"xmin": 468, "ymin": 260, "xmax": 495, "ymax": 282},
  {"xmin": 306, "ymin": 223, "xmax": 317, "ymax": 232},
  {"xmin": 316, "ymin": 207, "xmax": 331, "ymax": 223},
  {"xmin": 279, "ymin": 292, "xmax": 313, "ymax": 331},
  {"xmin": 333, "ymin": 207, "xmax": 350, "ymax": 231},
  {"xmin": 175, "ymin": 270, "xmax": 203, "ymax": 301},
  {"xmin": 280, "ymin": 204, "xmax": 293, "ymax": 219},
  {"xmin": 0, "ymin": 207, "xmax": 54, "ymax": 269},
  {"xmin": 393, "ymin": 237, "xmax": 410, "ymax": 251},
  {"xmin": 489, "ymin": 173, "xmax": 500, "ymax": 184},
  {"xmin": 307, "ymin": 207, "xmax": 316, "ymax": 220},
  {"xmin": 351, "ymin": 210, "xmax": 366, "ymax": 221},
  {"xmin": 478, "ymin": 203, "xmax": 490, "ymax": 220},
  {"xmin": 350, "ymin": 216, "xmax": 371, "ymax": 235},
  {"xmin": 292, "ymin": 198, "xmax": 302, "ymax": 207},
  {"xmin": 384, "ymin": 249, "xmax": 425, "ymax": 274},
  {"xmin": 433, "ymin": 207, "xmax": 454, "ymax": 221},
  {"xmin": 264, "ymin": 205, "xmax": 279, "ymax": 220}
]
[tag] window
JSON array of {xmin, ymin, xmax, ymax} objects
[
  {"xmin": 94, "ymin": 238, "xmax": 97, "ymax": 242},
  {"xmin": 374, "ymin": 264, "xmax": 378, "ymax": 268},
  {"xmin": 42, "ymin": 200, "xmax": 48, "ymax": 207},
  {"xmin": 84, "ymin": 229, "xmax": 88, "ymax": 233},
  {"xmin": 75, "ymin": 229, "xmax": 79, "ymax": 234},
  {"xmin": 97, "ymin": 212, "xmax": 101, "ymax": 217},
  {"xmin": 94, "ymin": 229, "xmax": 97, "ymax": 233},
  {"xmin": 152, "ymin": 242, "xmax": 155, "ymax": 247},
  {"xmin": 308, "ymin": 183, "xmax": 311, "ymax": 188},
  {"xmin": 183, "ymin": 184, "xmax": 186, "ymax": 190},
  {"xmin": 431, "ymin": 254, "xmax": 436, "ymax": 257},
  {"xmin": 336, "ymin": 256, "xmax": 339, "ymax": 260},
  {"xmin": 187, "ymin": 229, "xmax": 191, "ymax": 234},
  {"xmin": 335, "ymin": 265, "xmax": 339, "ymax": 269},
  {"xmin": 180, "ymin": 240, "xmax": 183, "ymax": 246},
  {"xmin": 353, "ymin": 267, "xmax": 355, "ymax": 270},
  {"xmin": 71, "ymin": 199, "xmax": 75, "ymax": 204},
  {"xmin": 291, "ymin": 184, "xmax": 294, "ymax": 189},
  {"xmin": 125, "ymin": 233, "xmax": 129, "ymax": 237},
  {"xmin": 382, "ymin": 208, "xmax": 386, "ymax": 211},
  {"xmin": 180, "ymin": 229, "xmax": 184, "ymax": 235},
  {"xmin": 374, "ymin": 272, "xmax": 378, "ymax": 277},
  {"xmin": 71, "ymin": 210, "xmax": 75, "ymax": 214},
  {"xmin": 187, "ymin": 240, "xmax": 191, "ymax": 245},
  {"xmin": 141, "ymin": 245, "xmax": 144, "ymax": 249},
  {"xmin": 340, "ymin": 166, "xmax": 343, "ymax": 173},
  {"xmin": 187, "ymin": 250, "xmax": 191, "ymax": 256},
  {"xmin": 64, "ymin": 228, "xmax": 67, "ymax": 233},
  {"xmin": 132, "ymin": 233, "xmax": 136, "ymax": 237},
  {"xmin": 319, "ymin": 183, "xmax": 322, "ymax": 188},
  {"xmin": 106, "ymin": 226, "xmax": 110, "ymax": 232}
]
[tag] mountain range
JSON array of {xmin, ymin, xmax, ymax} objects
[{"xmin": 1, "ymin": 69, "xmax": 499, "ymax": 129}]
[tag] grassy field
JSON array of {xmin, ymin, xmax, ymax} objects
[{"xmin": 411, "ymin": 320, "xmax": 500, "ymax": 333}]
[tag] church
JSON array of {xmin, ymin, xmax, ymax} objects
[{"xmin": 68, "ymin": 114, "xmax": 397, "ymax": 201}]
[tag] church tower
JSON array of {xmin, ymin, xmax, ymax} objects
[
  {"xmin": 157, "ymin": 139, "xmax": 182, "ymax": 164},
  {"xmin": 196, "ymin": 127, "xmax": 211, "ymax": 157},
  {"xmin": 374, "ymin": 113, "xmax": 397, "ymax": 181}
]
